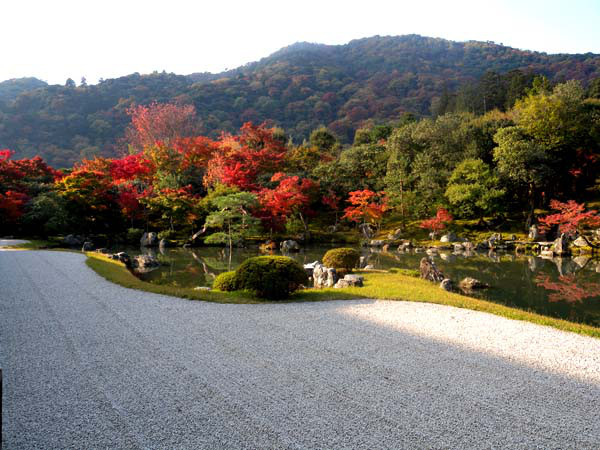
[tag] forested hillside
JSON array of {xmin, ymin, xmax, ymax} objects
[{"xmin": 1, "ymin": 34, "xmax": 599, "ymax": 167}]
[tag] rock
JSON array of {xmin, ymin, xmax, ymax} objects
[
  {"xmin": 440, "ymin": 232, "xmax": 459, "ymax": 243},
  {"xmin": 382, "ymin": 244, "xmax": 390, "ymax": 252},
  {"xmin": 552, "ymin": 233, "xmax": 570, "ymax": 256},
  {"xmin": 428, "ymin": 232, "xmax": 437, "ymax": 240},
  {"xmin": 131, "ymin": 254, "xmax": 160, "ymax": 272},
  {"xmin": 397, "ymin": 241, "xmax": 413, "ymax": 252},
  {"xmin": 111, "ymin": 252, "xmax": 131, "ymax": 267},
  {"xmin": 312, "ymin": 263, "xmax": 338, "ymax": 288},
  {"xmin": 363, "ymin": 264, "xmax": 375, "ymax": 270},
  {"xmin": 459, "ymin": 277, "xmax": 489, "ymax": 291},
  {"xmin": 487, "ymin": 233, "xmax": 503, "ymax": 247},
  {"xmin": 159, "ymin": 239, "xmax": 168, "ymax": 249},
  {"xmin": 63, "ymin": 234, "xmax": 84, "ymax": 247},
  {"xmin": 194, "ymin": 286, "xmax": 211, "ymax": 291},
  {"xmin": 425, "ymin": 247, "xmax": 438, "ymax": 256},
  {"xmin": 140, "ymin": 232, "xmax": 159, "ymax": 247},
  {"xmin": 540, "ymin": 250, "xmax": 554, "ymax": 258},
  {"xmin": 280, "ymin": 240, "xmax": 300, "ymax": 252},
  {"xmin": 368, "ymin": 239, "xmax": 386, "ymax": 247},
  {"xmin": 515, "ymin": 244, "xmax": 526, "ymax": 254},
  {"xmin": 81, "ymin": 241, "xmax": 94, "ymax": 252},
  {"xmin": 572, "ymin": 236, "xmax": 589, "ymax": 248},
  {"xmin": 303, "ymin": 261, "xmax": 320, "ymax": 276},
  {"xmin": 440, "ymin": 278, "xmax": 453, "ymax": 291},
  {"xmin": 95, "ymin": 248, "xmax": 110, "ymax": 254},
  {"xmin": 334, "ymin": 274, "xmax": 364, "ymax": 288},
  {"xmin": 182, "ymin": 243, "xmax": 191, "ymax": 248},
  {"xmin": 476, "ymin": 242, "xmax": 489, "ymax": 251},
  {"xmin": 419, "ymin": 257, "xmax": 445, "ymax": 283},
  {"xmin": 528, "ymin": 225, "xmax": 540, "ymax": 240},
  {"xmin": 358, "ymin": 223, "xmax": 374, "ymax": 239}
]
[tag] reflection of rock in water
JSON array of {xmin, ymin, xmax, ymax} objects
[
  {"xmin": 553, "ymin": 257, "xmax": 578, "ymax": 277},
  {"xmin": 141, "ymin": 247, "xmax": 158, "ymax": 258},
  {"xmin": 439, "ymin": 253, "xmax": 456, "ymax": 262},
  {"xmin": 487, "ymin": 250, "xmax": 499, "ymax": 262},
  {"xmin": 572, "ymin": 256, "xmax": 591, "ymax": 269},
  {"xmin": 528, "ymin": 256, "xmax": 541, "ymax": 272}
]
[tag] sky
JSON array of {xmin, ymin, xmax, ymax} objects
[{"xmin": 2, "ymin": 0, "xmax": 600, "ymax": 85}]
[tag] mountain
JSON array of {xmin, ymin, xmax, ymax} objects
[
  {"xmin": 1, "ymin": 35, "xmax": 599, "ymax": 167},
  {"xmin": 0, "ymin": 77, "xmax": 47, "ymax": 101}
]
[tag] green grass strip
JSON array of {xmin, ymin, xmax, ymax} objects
[{"xmin": 85, "ymin": 252, "xmax": 600, "ymax": 338}]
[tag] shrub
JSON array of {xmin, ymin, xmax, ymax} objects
[
  {"xmin": 126, "ymin": 228, "xmax": 144, "ymax": 244},
  {"xmin": 235, "ymin": 256, "xmax": 308, "ymax": 299},
  {"xmin": 322, "ymin": 247, "xmax": 360, "ymax": 271},
  {"xmin": 213, "ymin": 271, "xmax": 238, "ymax": 291}
]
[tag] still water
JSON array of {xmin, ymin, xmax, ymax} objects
[{"xmin": 133, "ymin": 245, "xmax": 600, "ymax": 326}]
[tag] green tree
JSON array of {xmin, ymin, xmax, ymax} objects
[
  {"xmin": 203, "ymin": 192, "xmax": 260, "ymax": 268},
  {"xmin": 493, "ymin": 126, "xmax": 551, "ymax": 226},
  {"xmin": 445, "ymin": 159, "xmax": 505, "ymax": 222}
]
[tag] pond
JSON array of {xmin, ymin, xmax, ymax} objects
[{"xmin": 131, "ymin": 245, "xmax": 600, "ymax": 327}]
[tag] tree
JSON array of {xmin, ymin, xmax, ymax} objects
[
  {"xmin": 203, "ymin": 192, "xmax": 260, "ymax": 268},
  {"xmin": 123, "ymin": 102, "xmax": 198, "ymax": 150},
  {"xmin": 205, "ymin": 122, "xmax": 287, "ymax": 191},
  {"xmin": 419, "ymin": 208, "xmax": 453, "ymax": 238},
  {"xmin": 539, "ymin": 200, "xmax": 600, "ymax": 248},
  {"xmin": 343, "ymin": 190, "xmax": 388, "ymax": 229},
  {"xmin": 257, "ymin": 173, "xmax": 318, "ymax": 235},
  {"xmin": 493, "ymin": 126, "xmax": 552, "ymax": 227},
  {"xmin": 309, "ymin": 127, "xmax": 337, "ymax": 152},
  {"xmin": 445, "ymin": 158, "xmax": 505, "ymax": 222}
]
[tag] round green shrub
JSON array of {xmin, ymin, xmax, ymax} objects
[
  {"xmin": 322, "ymin": 247, "xmax": 360, "ymax": 271},
  {"xmin": 234, "ymin": 256, "xmax": 308, "ymax": 300},
  {"xmin": 213, "ymin": 271, "xmax": 238, "ymax": 291}
]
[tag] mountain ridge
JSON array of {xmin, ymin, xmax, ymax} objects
[{"xmin": 1, "ymin": 34, "xmax": 599, "ymax": 167}]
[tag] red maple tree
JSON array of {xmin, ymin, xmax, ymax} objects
[
  {"xmin": 419, "ymin": 208, "xmax": 453, "ymax": 236},
  {"xmin": 539, "ymin": 200, "xmax": 600, "ymax": 247},
  {"xmin": 343, "ymin": 190, "xmax": 388, "ymax": 227}
]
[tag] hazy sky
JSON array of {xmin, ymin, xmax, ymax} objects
[{"xmin": 3, "ymin": 0, "xmax": 599, "ymax": 85}]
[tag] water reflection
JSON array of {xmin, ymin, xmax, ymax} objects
[{"xmin": 130, "ymin": 244, "xmax": 600, "ymax": 326}]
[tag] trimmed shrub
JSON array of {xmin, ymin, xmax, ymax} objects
[
  {"xmin": 322, "ymin": 247, "xmax": 360, "ymax": 271},
  {"xmin": 213, "ymin": 271, "xmax": 238, "ymax": 291},
  {"xmin": 235, "ymin": 256, "xmax": 308, "ymax": 300}
]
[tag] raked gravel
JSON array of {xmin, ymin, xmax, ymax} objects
[{"xmin": 1, "ymin": 250, "xmax": 599, "ymax": 449}]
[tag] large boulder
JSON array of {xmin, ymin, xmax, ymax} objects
[
  {"xmin": 440, "ymin": 232, "xmax": 459, "ymax": 243},
  {"xmin": 459, "ymin": 277, "xmax": 489, "ymax": 291},
  {"xmin": 368, "ymin": 239, "xmax": 386, "ymax": 247},
  {"xmin": 140, "ymin": 232, "xmax": 159, "ymax": 247},
  {"xmin": 440, "ymin": 278, "xmax": 453, "ymax": 291},
  {"xmin": 572, "ymin": 236, "xmax": 589, "ymax": 248},
  {"xmin": 552, "ymin": 233, "xmax": 570, "ymax": 256},
  {"xmin": 63, "ymin": 234, "xmax": 85, "ymax": 247},
  {"xmin": 131, "ymin": 254, "xmax": 160, "ymax": 272},
  {"xmin": 419, "ymin": 257, "xmax": 445, "ymax": 283},
  {"xmin": 280, "ymin": 240, "xmax": 300, "ymax": 252},
  {"xmin": 334, "ymin": 274, "xmax": 364, "ymax": 289},
  {"xmin": 110, "ymin": 252, "xmax": 131, "ymax": 267},
  {"xmin": 81, "ymin": 241, "xmax": 94, "ymax": 252},
  {"xmin": 312, "ymin": 263, "xmax": 338, "ymax": 288}
]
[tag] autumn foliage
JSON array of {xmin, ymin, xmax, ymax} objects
[
  {"xmin": 343, "ymin": 190, "xmax": 388, "ymax": 226},
  {"xmin": 419, "ymin": 208, "xmax": 454, "ymax": 233},
  {"xmin": 539, "ymin": 200, "xmax": 600, "ymax": 234}
]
